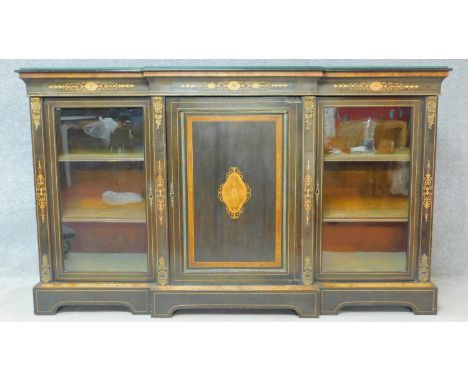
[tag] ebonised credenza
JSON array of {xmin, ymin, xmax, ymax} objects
[{"xmin": 18, "ymin": 66, "xmax": 450, "ymax": 317}]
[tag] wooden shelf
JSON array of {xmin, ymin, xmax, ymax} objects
[
  {"xmin": 61, "ymin": 195, "xmax": 146, "ymax": 223},
  {"xmin": 323, "ymin": 210, "xmax": 408, "ymax": 222},
  {"xmin": 59, "ymin": 152, "xmax": 144, "ymax": 162},
  {"xmin": 323, "ymin": 196, "xmax": 408, "ymax": 222},
  {"xmin": 62, "ymin": 208, "xmax": 146, "ymax": 223},
  {"xmin": 324, "ymin": 148, "xmax": 410, "ymax": 162},
  {"xmin": 64, "ymin": 252, "xmax": 148, "ymax": 273},
  {"xmin": 323, "ymin": 217, "xmax": 408, "ymax": 223},
  {"xmin": 321, "ymin": 251, "xmax": 407, "ymax": 273}
]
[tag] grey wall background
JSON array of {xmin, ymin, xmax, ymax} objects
[{"xmin": 0, "ymin": 59, "xmax": 466, "ymax": 278}]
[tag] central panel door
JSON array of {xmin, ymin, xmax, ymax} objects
[{"xmin": 167, "ymin": 97, "xmax": 302, "ymax": 283}]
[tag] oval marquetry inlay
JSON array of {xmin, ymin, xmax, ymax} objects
[{"xmin": 218, "ymin": 167, "xmax": 251, "ymax": 219}]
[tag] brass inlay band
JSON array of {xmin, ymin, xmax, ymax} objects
[
  {"xmin": 30, "ymin": 97, "xmax": 41, "ymax": 131},
  {"xmin": 419, "ymin": 254, "xmax": 430, "ymax": 282},
  {"xmin": 48, "ymin": 81, "xmax": 135, "ymax": 92},
  {"xmin": 169, "ymin": 180, "xmax": 174, "ymax": 207},
  {"xmin": 155, "ymin": 160, "xmax": 166, "ymax": 226},
  {"xmin": 303, "ymin": 160, "xmax": 313, "ymax": 225},
  {"xmin": 334, "ymin": 81, "xmax": 420, "ymax": 92},
  {"xmin": 40, "ymin": 254, "xmax": 51, "ymax": 283},
  {"xmin": 186, "ymin": 115, "xmax": 283, "ymax": 268},
  {"xmin": 426, "ymin": 96, "xmax": 437, "ymax": 130},
  {"xmin": 423, "ymin": 161, "xmax": 433, "ymax": 223},
  {"xmin": 153, "ymin": 285, "xmax": 319, "ymax": 291},
  {"xmin": 303, "ymin": 96, "xmax": 315, "ymax": 130},
  {"xmin": 148, "ymin": 182, "xmax": 154, "ymax": 210},
  {"xmin": 36, "ymin": 161, "xmax": 47, "ymax": 223},
  {"xmin": 152, "ymin": 97, "xmax": 164, "ymax": 129},
  {"xmin": 157, "ymin": 257, "xmax": 168, "ymax": 286},
  {"xmin": 303, "ymin": 257, "xmax": 313, "ymax": 285},
  {"xmin": 180, "ymin": 80, "xmax": 288, "ymax": 91},
  {"xmin": 19, "ymin": 69, "xmax": 450, "ymax": 79},
  {"xmin": 218, "ymin": 167, "xmax": 252, "ymax": 220}
]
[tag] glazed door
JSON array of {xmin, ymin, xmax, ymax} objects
[
  {"xmin": 44, "ymin": 98, "xmax": 154, "ymax": 281},
  {"xmin": 167, "ymin": 97, "xmax": 302, "ymax": 283},
  {"xmin": 316, "ymin": 98, "xmax": 423, "ymax": 281}
]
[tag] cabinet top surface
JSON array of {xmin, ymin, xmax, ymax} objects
[
  {"xmin": 17, "ymin": 65, "xmax": 451, "ymax": 78},
  {"xmin": 17, "ymin": 65, "xmax": 451, "ymax": 72},
  {"xmin": 18, "ymin": 66, "xmax": 450, "ymax": 95}
]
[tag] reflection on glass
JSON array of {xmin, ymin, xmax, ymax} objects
[
  {"xmin": 323, "ymin": 106, "xmax": 411, "ymax": 160},
  {"xmin": 323, "ymin": 162, "xmax": 410, "ymax": 220},
  {"xmin": 57, "ymin": 107, "xmax": 144, "ymax": 160},
  {"xmin": 320, "ymin": 105, "xmax": 412, "ymax": 275},
  {"xmin": 322, "ymin": 222, "xmax": 407, "ymax": 273},
  {"xmin": 55, "ymin": 107, "xmax": 148, "ymax": 273}
]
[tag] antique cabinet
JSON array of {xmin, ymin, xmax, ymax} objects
[{"xmin": 18, "ymin": 66, "xmax": 450, "ymax": 317}]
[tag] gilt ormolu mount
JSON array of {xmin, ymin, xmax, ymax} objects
[{"xmin": 17, "ymin": 65, "xmax": 450, "ymax": 317}]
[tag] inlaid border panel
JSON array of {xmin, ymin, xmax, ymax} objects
[
  {"xmin": 186, "ymin": 115, "xmax": 283, "ymax": 268},
  {"xmin": 418, "ymin": 96, "xmax": 438, "ymax": 282},
  {"xmin": 151, "ymin": 97, "xmax": 170, "ymax": 286},
  {"xmin": 167, "ymin": 97, "xmax": 302, "ymax": 283},
  {"xmin": 30, "ymin": 97, "xmax": 53, "ymax": 283}
]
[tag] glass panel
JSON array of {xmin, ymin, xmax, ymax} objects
[
  {"xmin": 323, "ymin": 106, "xmax": 411, "ymax": 161},
  {"xmin": 321, "ymin": 222, "xmax": 407, "ymax": 273},
  {"xmin": 55, "ymin": 106, "xmax": 148, "ymax": 274},
  {"xmin": 323, "ymin": 162, "xmax": 410, "ymax": 220},
  {"xmin": 59, "ymin": 162, "xmax": 146, "ymax": 222},
  {"xmin": 57, "ymin": 107, "xmax": 144, "ymax": 160},
  {"xmin": 62, "ymin": 222, "xmax": 147, "ymax": 272},
  {"xmin": 321, "ymin": 104, "xmax": 413, "ymax": 275}
]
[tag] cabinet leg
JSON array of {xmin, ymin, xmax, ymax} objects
[
  {"xmin": 320, "ymin": 282, "xmax": 437, "ymax": 315},
  {"xmin": 33, "ymin": 283, "xmax": 151, "ymax": 315},
  {"xmin": 151, "ymin": 285, "xmax": 320, "ymax": 318}
]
